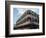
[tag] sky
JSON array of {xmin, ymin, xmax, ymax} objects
[{"xmin": 13, "ymin": 8, "xmax": 39, "ymax": 25}]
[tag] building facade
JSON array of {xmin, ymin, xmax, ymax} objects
[{"xmin": 14, "ymin": 10, "xmax": 39, "ymax": 29}]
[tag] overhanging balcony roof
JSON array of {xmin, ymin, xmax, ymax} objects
[{"xmin": 16, "ymin": 21, "xmax": 39, "ymax": 28}]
